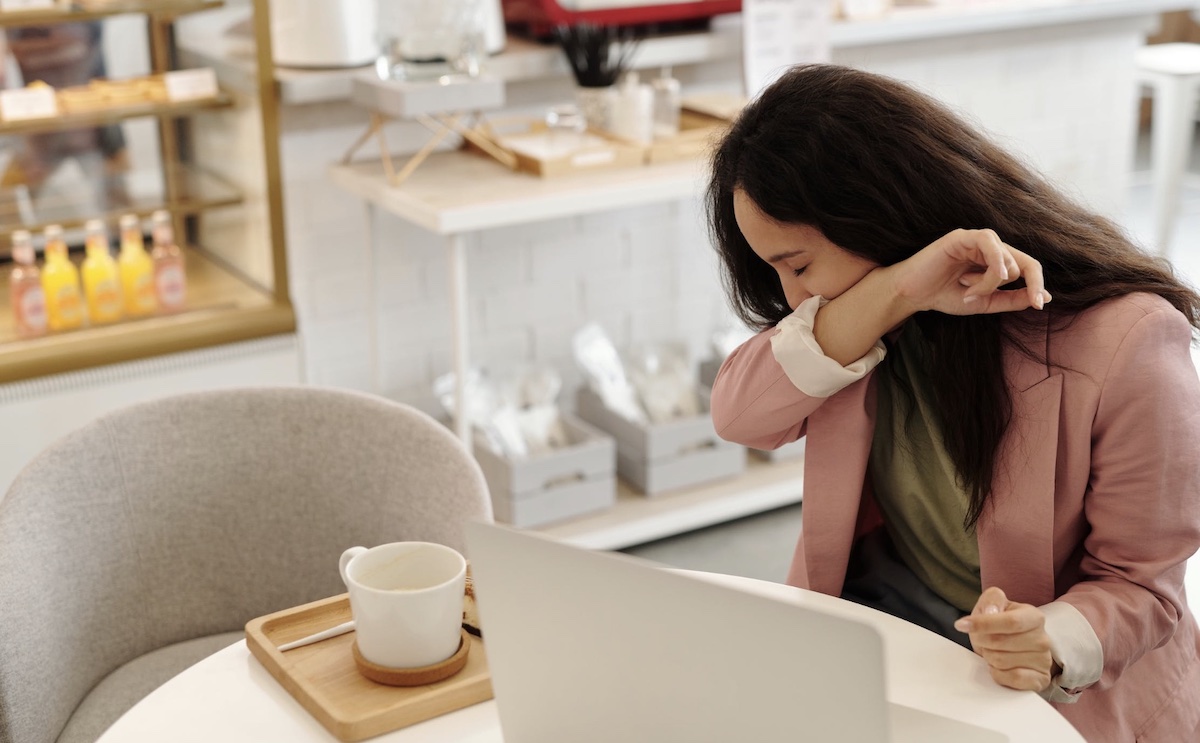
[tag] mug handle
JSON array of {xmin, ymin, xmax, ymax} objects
[{"xmin": 339, "ymin": 546, "xmax": 367, "ymax": 587}]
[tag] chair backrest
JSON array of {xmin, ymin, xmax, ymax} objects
[{"xmin": 0, "ymin": 387, "xmax": 492, "ymax": 743}]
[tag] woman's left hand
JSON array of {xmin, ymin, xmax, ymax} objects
[{"xmin": 954, "ymin": 587, "xmax": 1055, "ymax": 692}]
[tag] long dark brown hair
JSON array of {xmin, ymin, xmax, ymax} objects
[{"xmin": 708, "ymin": 64, "xmax": 1200, "ymax": 528}]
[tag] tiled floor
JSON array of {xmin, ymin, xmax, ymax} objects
[{"xmin": 625, "ymin": 128, "xmax": 1200, "ymax": 598}]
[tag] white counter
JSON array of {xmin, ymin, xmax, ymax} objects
[{"xmin": 180, "ymin": 0, "xmax": 1196, "ymax": 106}]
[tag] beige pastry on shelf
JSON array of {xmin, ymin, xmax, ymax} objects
[
  {"xmin": 102, "ymin": 81, "xmax": 146, "ymax": 106},
  {"xmin": 57, "ymin": 84, "xmax": 108, "ymax": 113},
  {"xmin": 136, "ymin": 77, "xmax": 169, "ymax": 103}
]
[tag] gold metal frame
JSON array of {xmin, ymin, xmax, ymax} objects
[{"xmin": 251, "ymin": 0, "xmax": 292, "ymax": 306}]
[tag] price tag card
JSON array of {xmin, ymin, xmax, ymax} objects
[
  {"xmin": 742, "ymin": 0, "xmax": 831, "ymax": 98},
  {"xmin": 0, "ymin": 0, "xmax": 57, "ymax": 11},
  {"xmin": 164, "ymin": 68, "xmax": 220, "ymax": 102},
  {"xmin": 0, "ymin": 86, "xmax": 59, "ymax": 122}
]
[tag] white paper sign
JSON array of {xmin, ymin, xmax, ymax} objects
[
  {"xmin": 0, "ymin": 0, "xmax": 56, "ymax": 11},
  {"xmin": 164, "ymin": 68, "xmax": 219, "ymax": 102},
  {"xmin": 0, "ymin": 86, "xmax": 58, "ymax": 122},
  {"xmin": 742, "ymin": 0, "xmax": 832, "ymax": 99}
]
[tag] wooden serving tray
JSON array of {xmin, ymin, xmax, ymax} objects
[{"xmin": 245, "ymin": 594, "xmax": 493, "ymax": 742}]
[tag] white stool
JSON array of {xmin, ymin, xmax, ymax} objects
[{"xmin": 1136, "ymin": 42, "xmax": 1200, "ymax": 254}]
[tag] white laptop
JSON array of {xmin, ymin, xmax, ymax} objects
[{"xmin": 466, "ymin": 522, "xmax": 1009, "ymax": 743}]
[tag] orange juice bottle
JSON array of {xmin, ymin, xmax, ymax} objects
[
  {"xmin": 150, "ymin": 210, "xmax": 186, "ymax": 313},
  {"xmin": 40, "ymin": 225, "xmax": 84, "ymax": 332},
  {"xmin": 9, "ymin": 230, "xmax": 48, "ymax": 339},
  {"xmin": 118, "ymin": 214, "xmax": 156, "ymax": 316},
  {"xmin": 81, "ymin": 219, "xmax": 122, "ymax": 324}
]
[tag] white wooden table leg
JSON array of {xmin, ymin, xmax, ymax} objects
[
  {"xmin": 1147, "ymin": 70, "xmax": 1200, "ymax": 255},
  {"xmin": 448, "ymin": 232, "xmax": 472, "ymax": 453},
  {"xmin": 366, "ymin": 203, "xmax": 382, "ymax": 394}
]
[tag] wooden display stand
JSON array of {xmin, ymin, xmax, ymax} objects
[
  {"xmin": 342, "ymin": 110, "xmax": 517, "ymax": 187},
  {"xmin": 343, "ymin": 74, "xmax": 516, "ymax": 186}
]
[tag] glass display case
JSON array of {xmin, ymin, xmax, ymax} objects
[{"xmin": 0, "ymin": 0, "xmax": 293, "ymax": 383}]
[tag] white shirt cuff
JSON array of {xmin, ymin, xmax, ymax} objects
[
  {"xmin": 1038, "ymin": 601, "xmax": 1104, "ymax": 704},
  {"xmin": 769, "ymin": 295, "xmax": 887, "ymax": 398}
]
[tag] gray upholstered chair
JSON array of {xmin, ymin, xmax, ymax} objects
[{"xmin": 0, "ymin": 387, "xmax": 492, "ymax": 743}]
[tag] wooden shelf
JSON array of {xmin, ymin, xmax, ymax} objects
[
  {"xmin": 0, "ymin": 165, "xmax": 242, "ymax": 246},
  {"xmin": 0, "ymin": 92, "xmax": 232, "ymax": 137},
  {"xmin": 0, "ymin": 246, "xmax": 294, "ymax": 383},
  {"xmin": 535, "ymin": 456, "xmax": 804, "ymax": 551},
  {"xmin": 329, "ymin": 149, "xmax": 707, "ymax": 235},
  {"xmin": 0, "ymin": 0, "xmax": 222, "ymax": 27}
]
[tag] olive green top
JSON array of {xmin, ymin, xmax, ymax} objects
[{"xmin": 869, "ymin": 325, "xmax": 982, "ymax": 613}]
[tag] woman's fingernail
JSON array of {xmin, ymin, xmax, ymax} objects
[
  {"xmin": 983, "ymin": 605, "xmax": 1001, "ymax": 615},
  {"xmin": 963, "ymin": 295, "xmax": 979, "ymax": 305},
  {"xmin": 1034, "ymin": 294, "xmax": 1044, "ymax": 310},
  {"xmin": 955, "ymin": 618, "xmax": 973, "ymax": 632},
  {"xmin": 1000, "ymin": 265, "xmax": 1009, "ymax": 281}
]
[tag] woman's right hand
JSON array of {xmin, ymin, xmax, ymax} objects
[{"xmin": 886, "ymin": 229, "xmax": 1050, "ymax": 317}]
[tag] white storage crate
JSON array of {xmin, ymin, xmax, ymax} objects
[
  {"xmin": 473, "ymin": 412, "xmax": 616, "ymax": 528},
  {"xmin": 575, "ymin": 387, "xmax": 746, "ymax": 496}
]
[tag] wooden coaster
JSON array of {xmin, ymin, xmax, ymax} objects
[{"xmin": 352, "ymin": 630, "xmax": 471, "ymax": 687}]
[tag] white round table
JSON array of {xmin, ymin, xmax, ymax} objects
[{"xmin": 96, "ymin": 571, "xmax": 1086, "ymax": 742}]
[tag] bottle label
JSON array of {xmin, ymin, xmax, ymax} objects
[
  {"xmin": 128, "ymin": 273, "xmax": 156, "ymax": 313},
  {"xmin": 15, "ymin": 284, "xmax": 48, "ymax": 334},
  {"xmin": 156, "ymin": 264, "xmax": 186, "ymax": 309},
  {"xmin": 94, "ymin": 280, "xmax": 121, "ymax": 320},
  {"xmin": 136, "ymin": 275, "xmax": 156, "ymax": 308},
  {"xmin": 58, "ymin": 287, "xmax": 82, "ymax": 325}
]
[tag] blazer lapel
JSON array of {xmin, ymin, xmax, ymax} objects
[
  {"xmin": 977, "ymin": 331, "xmax": 1062, "ymax": 608},
  {"xmin": 802, "ymin": 375, "xmax": 875, "ymax": 596}
]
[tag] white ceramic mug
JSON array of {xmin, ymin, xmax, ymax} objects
[{"xmin": 339, "ymin": 542, "xmax": 467, "ymax": 669}]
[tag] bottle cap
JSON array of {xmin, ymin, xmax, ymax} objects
[
  {"xmin": 152, "ymin": 210, "xmax": 175, "ymax": 246},
  {"xmin": 652, "ymin": 76, "xmax": 681, "ymax": 93},
  {"xmin": 11, "ymin": 230, "xmax": 33, "ymax": 265},
  {"xmin": 85, "ymin": 218, "xmax": 105, "ymax": 234},
  {"xmin": 44, "ymin": 224, "xmax": 63, "ymax": 241},
  {"xmin": 120, "ymin": 214, "xmax": 139, "ymax": 231}
]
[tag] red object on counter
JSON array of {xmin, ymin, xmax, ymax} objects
[{"xmin": 502, "ymin": 0, "xmax": 742, "ymax": 35}]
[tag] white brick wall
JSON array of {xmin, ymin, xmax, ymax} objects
[
  {"xmin": 278, "ymin": 19, "xmax": 1147, "ymax": 417},
  {"xmin": 832, "ymin": 17, "xmax": 1142, "ymax": 216}
]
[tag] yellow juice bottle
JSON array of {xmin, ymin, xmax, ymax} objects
[
  {"xmin": 118, "ymin": 214, "xmax": 156, "ymax": 316},
  {"xmin": 81, "ymin": 219, "xmax": 122, "ymax": 325},
  {"xmin": 40, "ymin": 225, "xmax": 84, "ymax": 332}
]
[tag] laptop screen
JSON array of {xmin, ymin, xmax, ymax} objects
[{"xmin": 467, "ymin": 522, "xmax": 893, "ymax": 743}]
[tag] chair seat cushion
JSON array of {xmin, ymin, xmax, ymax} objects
[{"xmin": 56, "ymin": 631, "xmax": 244, "ymax": 743}]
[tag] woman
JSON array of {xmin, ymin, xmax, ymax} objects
[{"xmin": 708, "ymin": 64, "xmax": 1200, "ymax": 741}]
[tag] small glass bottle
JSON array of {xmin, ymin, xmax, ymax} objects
[
  {"xmin": 652, "ymin": 67, "xmax": 682, "ymax": 140},
  {"xmin": 41, "ymin": 225, "xmax": 84, "ymax": 332},
  {"xmin": 118, "ymin": 214, "xmax": 157, "ymax": 317},
  {"xmin": 81, "ymin": 219, "xmax": 122, "ymax": 325},
  {"xmin": 9, "ymin": 230, "xmax": 48, "ymax": 339},
  {"xmin": 150, "ymin": 210, "xmax": 186, "ymax": 313}
]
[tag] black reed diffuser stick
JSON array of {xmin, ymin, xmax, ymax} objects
[{"xmin": 555, "ymin": 23, "xmax": 641, "ymax": 89}]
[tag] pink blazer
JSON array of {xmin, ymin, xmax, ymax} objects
[{"xmin": 711, "ymin": 293, "xmax": 1200, "ymax": 742}]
